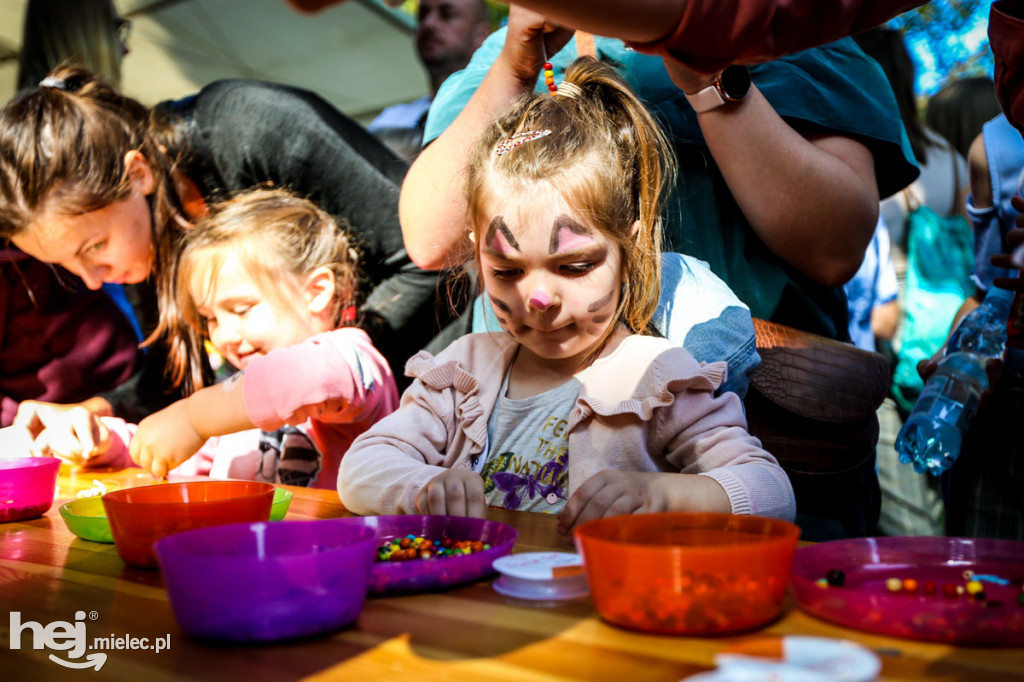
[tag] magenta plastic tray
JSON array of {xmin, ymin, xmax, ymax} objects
[
  {"xmin": 791, "ymin": 536, "xmax": 1024, "ymax": 646},
  {"xmin": 338, "ymin": 515, "xmax": 517, "ymax": 595}
]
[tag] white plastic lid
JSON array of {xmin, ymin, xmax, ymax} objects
[
  {"xmin": 714, "ymin": 637, "xmax": 881, "ymax": 682},
  {"xmin": 492, "ymin": 551, "xmax": 589, "ymax": 601}
]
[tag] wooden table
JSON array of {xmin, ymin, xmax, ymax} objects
[{"xmin": 2, "ymin": 466, "xmax": 1022, "ymax": 681}]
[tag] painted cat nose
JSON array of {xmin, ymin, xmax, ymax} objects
[{"xmin": 528, "ymin": 290, "xmax": 551, "ymax": 310}]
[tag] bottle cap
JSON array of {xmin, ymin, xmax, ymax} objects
[{"xmin": 492, "ymin": 551, "xmax": 589, "ymax": 601}]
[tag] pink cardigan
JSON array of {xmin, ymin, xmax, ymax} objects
[
  {"xmin": 95, "ymin": 327, "xmax": 398, "ymax": 489},
  {"xmin": 338, "ymin": 332, "xmax": 795, "ymax": 519}
]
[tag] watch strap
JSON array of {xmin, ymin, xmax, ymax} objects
[{"xmin": 685, "ymin": 80, "xmax": 728, "ymax": 113}]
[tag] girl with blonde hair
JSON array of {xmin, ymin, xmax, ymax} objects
[{"xmin": 340, "ymin": 59, "xmax": 794, "ymax": 530}]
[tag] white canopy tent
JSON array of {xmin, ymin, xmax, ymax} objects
[{"xmin": 0, "ymin": 0, "xmax": 427, "ymax": 125}]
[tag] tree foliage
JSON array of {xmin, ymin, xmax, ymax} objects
[{"xmin": 888, "ymin": 0, "xmax": 993, "ymax": 92}]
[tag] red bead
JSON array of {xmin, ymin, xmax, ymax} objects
[
  {"xmin": 943, "ymin": 583, "xmax": 959, "ymax": 598},
  {"xmin": 548, "ymin": 84, "xmax": 557, "ymax": 92},
  {"xmin": 543, "ymin": 62, "xmax": 552, "ymax": 70}
]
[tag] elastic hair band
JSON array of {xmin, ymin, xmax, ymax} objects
[
  {"xmin": 555, "ymin": 82, "xmax": 583, "ymax": 100},
  {"xmin": 39, "ymin": 76, "xmax": 67, "ymax": 90}
]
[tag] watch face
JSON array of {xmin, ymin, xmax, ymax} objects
[{"xmin": 719, "ymin": 65, "xmax": 752, "ymax": 101}]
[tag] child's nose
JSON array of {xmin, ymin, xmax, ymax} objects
[
  {"xmin": 77, "ymin": 262, "xmax": 108, "ymax": 290},
  {"xmin": 527, "ymin": 286, "xmax": 558, "ymax": 312}
]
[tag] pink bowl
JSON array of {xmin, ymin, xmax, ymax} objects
[
  {"xmin": 155, "ymin": 519, "xmax": 377, "ymax": 641},
  {"xmin": 0, "ymin": 457, "xmax": 60, "ymax": 523},
  {"xmin": 791, "ymin": 536, "xmax": 1024, "ymax": 646},
  {"xmin": 102, "ymin": 480, "xmax": 274, "ymax": 568}
]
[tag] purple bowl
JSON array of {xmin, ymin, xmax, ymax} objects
[
  {"xmin": 338, "ymin": 515, "xmax": 518, "ymax": 595},
  {"xmin": 0, "ymin": 457, "xmax": 60, "ymax": 523},
  {"xmin": 155, "ymin": 519, "xmax": 376, "ymax": 642}
]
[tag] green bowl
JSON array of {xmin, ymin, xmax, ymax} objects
[
  {"xmin": 61, "ymin": 486, "xmax": 293, "ymax": 543},
  {"xmin": 270, "ymin": 487, "xmax": 293, "ymax": 521},
  {"xmin": 60, "ymin": 496, "xmax": 114, "ymax": 543}
]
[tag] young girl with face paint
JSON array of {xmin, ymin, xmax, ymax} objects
[
  {"xmin": 339, "ymin": 58, "xmax": 795, "ymax": 532},
  {"xmin": 32, "ymin": 189, "xmax": 399, "ymax": 489}
]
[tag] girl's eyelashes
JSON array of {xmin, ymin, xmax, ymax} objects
[
  {"xmin": 489, "ymin": 268, "xmax": 523, "ymax": 281},
  {"xmin": 561, "ymin": 261, "xmax": 597, "ymax": 276}
]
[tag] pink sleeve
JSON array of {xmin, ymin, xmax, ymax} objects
[
  {"xmin": 628, "ymin": 0, "xmax": 926, "ymax": 74},
  {"xmin": 86, "ymin": 417, "xmax": 137, "ymax": 469},
  {"xmin": 242, "ymin": 328, "xmax": 398, "ymax": 431}
]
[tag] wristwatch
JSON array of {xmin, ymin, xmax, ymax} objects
[{"xmin": 685, "ymin": 65, "xmax": 752, "ymax": 113}]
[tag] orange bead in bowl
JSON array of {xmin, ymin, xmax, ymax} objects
[
  {"xmin": 575, "ymin": 512, "xmax": 800, "ymax": 636},
  {"xmin": 102, "ymin": 480, "xmax": 275, "ymax": 569}
]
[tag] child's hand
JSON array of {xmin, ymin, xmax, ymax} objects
[
  {"xmin": 414, "ymin": 469, "xmax": 486, "ymax": 517},
  {"xmin": 129, "ymin": 401, "xmax": 205, "ymax": 479},
  {"xmin": 26, "ymin": 406, "xmax": 112, "ymax": 466},
  {"xmin": 556, "ymin": 470, "xmax": 670, "ymax": 535}
]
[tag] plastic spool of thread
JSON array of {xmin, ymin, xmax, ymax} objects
[{"xmin": 492, "ymin": 552, "xmax": 588, "ymax": 601}]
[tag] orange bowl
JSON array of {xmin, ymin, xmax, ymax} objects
[
  {"xmin": 575, "ymin": 513, "xmax": 800, "ymax": 635},
  {"xmin": 102, "ymin": 480, "xmax": 274, "ymax": 569}
]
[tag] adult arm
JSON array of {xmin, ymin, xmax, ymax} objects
[
  {"xmin": 404, "ymin": 7, "xmax": 880, "ymax": 284},
  {"xmin": 399, "ymin": 7, "xmax": 574, "ymax": 270},
  {"xmin": 514, "ymin": 0, "xmax": 926, "ymax": 74},
  {"xmin": 674, "ymin": 72, "xmax": 880, "ymax": 285}
]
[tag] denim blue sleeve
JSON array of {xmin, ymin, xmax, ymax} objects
[
  {"xmin": 968, "ymin": 199, "xmax": 1009, "ymax": 293},
  {"xmin": 472, "ymin": 253, "xmax": 759, "ymax": 398},
  {"xmin": 651, "ymin": 253, "xmax": 759, "ymax": 398}
]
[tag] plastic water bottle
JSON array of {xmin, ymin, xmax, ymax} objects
[{"xmin": 895, "ymin": 291, "xmax": 1013, "ymax": 475}]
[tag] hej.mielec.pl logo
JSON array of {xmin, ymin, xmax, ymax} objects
[{"xmin": 9, "ymin": 610, "xmax": 171, "ymax": 671}]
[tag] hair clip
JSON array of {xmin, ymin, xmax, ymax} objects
[
  {"xmin": 38, "ymin": 76, "xmax": 68, "ymax": 91},
  {"xmin": 495, "ymin": 130, "xmax": 552, "ymax": 156}
]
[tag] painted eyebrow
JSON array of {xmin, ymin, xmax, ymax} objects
[
  {"xmin": 549, "ymin": 215, "xmax": 593, "ymax": 254},
  {"xmin": 484, "ymin": 215, "xmax": 520, "ymax": 253}
]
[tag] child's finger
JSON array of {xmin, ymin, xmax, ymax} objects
[
  {"xmin": 465, "ymin": 476, "xmax": 487, "ymax": 517},
  {"xmin": 445, "ymin": 483, "xmax": 468, "ymax": 517},
  {"xmin": 150, "ymin": 456, "xmax": 168, "ymax": 480}
]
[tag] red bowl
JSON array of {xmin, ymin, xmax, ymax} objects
[
  {"xmin": 0, "ymin": 457, "xmax": 60, "ymax": 523},
  {"xmin": 575, "ymin": 513, "xmax": 800, "ymax": 635},
  {"xmin": 102, "ymin": 480, "xmax": 274, "ymax": 568}
]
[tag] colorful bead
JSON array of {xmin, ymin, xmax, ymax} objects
[
  {"xmin": 966, "ymin": 580, "xmax": 984, "ymax": 595},
  {"xmin": 826, "ymin": 569, "xmax": 845, "ymax": 587},
  {"xmin": 376, "ymin": 535, "xmax": 489, "ymax": 562},
  {"xmin": 902, "ymin": 578, "xmax": 919, "ymax": 593},
  {"xmin": 923, "ymin": 580, "xmax": 936, "ymax": 595},
  {"xmin": 885, "ymin": 578, "xmax": 902, "ymax": 593},
  {"xmin": 815, "ymin": 578, "xmax": 829, "ymax": 588},
  {"xmin": 943, "ymin": 583, "xmax": 958, "ymax": 598}
]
